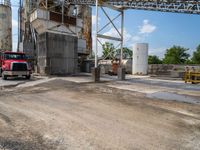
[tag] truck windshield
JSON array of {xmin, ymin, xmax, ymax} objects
[{"xmin": 4, "ymin": 53, "xmax": 26, "ymax": 60}]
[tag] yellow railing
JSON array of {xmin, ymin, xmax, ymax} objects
[{"xmin": 184, "ymin": 72, "xmax": 200, "ymax": 84}]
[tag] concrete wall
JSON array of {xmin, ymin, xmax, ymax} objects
[
  {"xmin": 37, "ymin": 32, "xmax": 78, "ymax": 75},
  {"xmin": 92, "ymin": 60, "xmax": 200, "ymax": 78},
  {"xmin": 0, "ymin": 4, "xmax": 12, "ymax": 51},
  {"xmin": 148, "ymin": 64, "xmax": 173, "ymax": 76},
  {"xmin": 148, "ymin": 64, "xmax": 200, "ymax": 78}
]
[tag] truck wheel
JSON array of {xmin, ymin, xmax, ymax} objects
[
  {"xmin": 2, "ymin": 74, "xmax": 7, "ymax": 80},
  {"xmin": 26, "ymin": 75, "xmax": 31, "ymax": 79}
]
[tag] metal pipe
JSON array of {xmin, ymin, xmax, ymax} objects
[{"xmin": 95, "ymin": 0, "xmax": 98, "ymax": 68}]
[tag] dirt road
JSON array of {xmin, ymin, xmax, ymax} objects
[{"xmin": 0, "ymin": 79, "xmax": 200, "ymax": 150}]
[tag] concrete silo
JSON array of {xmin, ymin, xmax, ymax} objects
[
  {"xmin": 0, "ymin": 0, "xmax": 12, "ymax": 51},
  {"xmin": 132, "ymin": 43, "xmax": 149, "ymax": 75}
]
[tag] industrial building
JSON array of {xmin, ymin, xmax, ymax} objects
[
  {"xmin": 18, "ymin": 0, "xmax": 92, "ymax": 75},
  {"xmin": 1, "ymin": 0, "xmax": 200, "ymax": 78}
]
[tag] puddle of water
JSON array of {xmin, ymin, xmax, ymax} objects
[{"xmin": 147, "ymin": 92, "xmax": 200, "ymax": 105}]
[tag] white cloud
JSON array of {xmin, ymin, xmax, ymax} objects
[
  {"xmin": 92, "ymin": 15, "xmax": 101, "ymax": 26},
  {"xmin": 103, "ymin": 28, "xmax": 120, "ymax": 38},
  {"xmin": 139, "ymin": 19, "xmax": 156, "ymax": 34},
  {"xmin": 12, "ymin": 19, "xmax": 18, "ymax": 28},
  {"xmin": 103, "ymin": 28, "xmax": 132, "ymax": 44}
]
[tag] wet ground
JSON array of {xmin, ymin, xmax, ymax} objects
[
  {"xmin": 147, "ymin": 91, "xmax": 200, "ymax": 105},
  {"xmin": 0, "ymin": 75, "xmax": 45, "ymax": 89},
  {"xmin": 0, "ymin": 75, "xmax": 200, "ymax": 150}
]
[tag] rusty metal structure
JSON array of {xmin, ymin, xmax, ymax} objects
[
  {"xmin": 18, "ymin": 0, "xmax": 93, "ymax": 75},
  {"xmin": 19, "ymin": 0, "xmax": 92, "ymax": 55},
  {"xmin": 0, "ymin": 0, "xmax": 12, "ymax": 51}
]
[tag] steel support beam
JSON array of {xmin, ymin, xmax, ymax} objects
[
  {"xmin": 97, "ymin": 34, "xmax": 122, "ymax": 42},
  {"xmin": 95, "ymin": 5, "xmax": 124, "ymax": 68},
  {"xmin": 94, "ymin": 2, "xmax": 125, "ymax": 81},
  {"xmin": 65, "ymin": 0, "xmax": 200, "ymax": 15},
  {"xmin": 95, "ymin": 0, "xmax": 99, "ymax": 68},
  {"xmin": 120, "ymin": 10, "xmax": 124, "ymax": 66}
]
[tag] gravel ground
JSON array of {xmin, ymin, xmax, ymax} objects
[{"xmin": 0, "ymin": 79, "xmax": 200, "ymax": 150}]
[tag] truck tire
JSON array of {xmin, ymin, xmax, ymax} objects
[
  {"xmin": 2, "ymin": 73, "xmax": 7, "ymax": 80},
  {"xmin": 26, "ymin": 75, "xmax": 31, "ymax": 79},
  {"xmin": 0, "ymin": 68, "xmax": 2, "ymax": 77}
]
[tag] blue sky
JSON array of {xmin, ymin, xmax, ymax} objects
[
  {"xmin": 11, "ymin": 2, "xmax": 19, "ymax": 52},
  {"xmin": 11, "ymin": 2, "xmax": 200, "ymax": 58}
]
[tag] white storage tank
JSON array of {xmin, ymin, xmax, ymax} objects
[
  {"xmin": 0, "ymin": 0, "xmax": 12, "ymax": 51},
  {"xmin": 132, "ymin": 43, "xmax": 148, "ymax": 75}
]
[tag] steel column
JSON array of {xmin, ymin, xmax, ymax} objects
[
  {"xmin": 120, "ymin": 10, "xmax": 124, "ymax": 66},
  {"xmin": 95, "ymin": 0, "xmax": 99, "ymax": 68}
]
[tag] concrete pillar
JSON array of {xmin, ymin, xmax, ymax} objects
[
  {"xmin": 118, "ymin": 67, "xmax": 126, "ymax": 80},
  {"xmin": 92, "ymin": 67, "xmax": 100, "ymax": 82}
]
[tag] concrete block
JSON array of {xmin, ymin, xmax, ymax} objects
[{"xmin": 37, "ymin": 32, "xmax": 78, "ymax": 75}]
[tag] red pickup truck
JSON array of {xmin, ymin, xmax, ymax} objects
[{"xmin": 0, "ymin": 51, "xmax": 32, "ymax": 80}]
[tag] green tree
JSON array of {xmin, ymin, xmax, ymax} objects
[
  {"xmin": 116, "ymin": 47, "xmax": 133, "ymax": 59},
  {"xmin": 102, "ymin": 42, "xmax": 115, "ymax": 60},
  {"xmin": 163, "ymin": 46, "xmax": 190, "ymax": 64},
  {"xmin": 148, "ymin": 55, "xmax": 162, "ymax": 64},
  {"xmin": 192, "ymin": 45, "xmax": 200, "ymax": 64}
]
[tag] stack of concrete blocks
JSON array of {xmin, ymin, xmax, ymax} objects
[
  {"xmin": 148, "ymin": 64, "xmax": 200, "ymax": 78},
  {"xmin": 148, "ymin": 64, "xmax": 173, "ymax": 76},
  {"xmin": 37, "ymin": 32, "xmax": 78, "ymax": 75}
]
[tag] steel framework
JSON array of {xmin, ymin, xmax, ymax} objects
[
  {"xmin": 66, "ymin": 0, "xmax": 200, "ymax": 15},
  {"xmin": 94, "ymin": 3, "xmax": 124, "ymax": 67},
  {"xmin": 21, "ymin": 0, "xmax": 200, "ymax": 70},
  {"xmin": 64, "ymin": 0, "xmax": 200, "ymax": 67}
]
